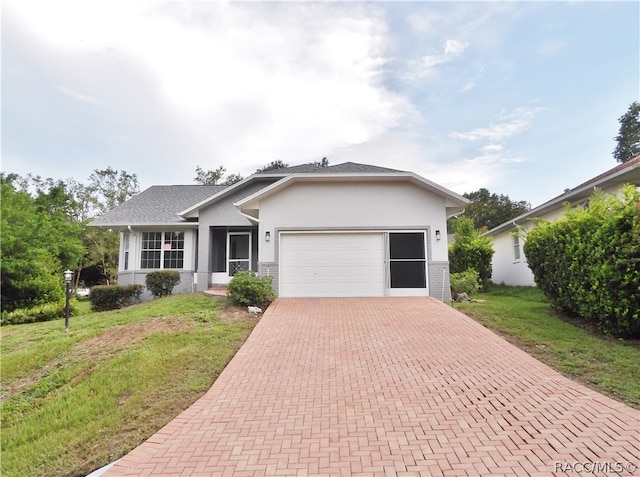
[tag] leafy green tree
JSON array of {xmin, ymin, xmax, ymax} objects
[
  {"xmin": 255, "ymin": 160, "xmax": 289, "ymax": 173},
  {"xmin": 1, "ymin": 174, "xmax": 84, "ymax": 312},
  {"xmin": 88, "ymin": 167, "xmax": 139, "ymax": 214},
  {"xmin": 194, "ymin": 165, "xmax": 243, "ymax": 185},
  {"xmin": 449, "ymin": 188, "xmax": 530, "ymax": 233},
  {"xmin": 314, "ymin": 157, "xmax": 330, "ymax": 167},
  {"xmin": 222, "ymin": 173, "xmax": 244, "ymax": 185},
  {"xmin": 613, "ymin": 101, "xmax": 640, "ymax": 163},
  {"xmin": 83, "ymin": 168, "xmax": 140, "ymax": 284},
  {"xmin": 194, "ymin": 165, "xmax": 226, "ymax": 185}
]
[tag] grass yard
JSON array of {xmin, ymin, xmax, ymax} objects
[
  {"xmin": 454, "ymin": 286, "xmax": 640, "ymax": 409},
  {"xmin": 0, "ymin": 293, "xmax": 260, "ymax": 477}
]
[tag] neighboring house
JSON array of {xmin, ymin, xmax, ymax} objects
[
  {"xmin": 485, "ymin": 156, "xmax": 640, "ymax": 286},
  {"xmin": 91, "ymin": 162, "xmax": 469, "ymax": 301}
]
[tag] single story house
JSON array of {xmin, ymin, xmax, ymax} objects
[
  {"xmin": 91, "ymin": 162, "xmax": 469, "ymax": 301},
  {"xmin": 485, "ymin": 155, "xmax": 640, "ymax": 286}
]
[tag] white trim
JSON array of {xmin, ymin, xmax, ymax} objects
[{"xmin": 227, "ymin": 231, "xmax": 251, "ymax": 276}]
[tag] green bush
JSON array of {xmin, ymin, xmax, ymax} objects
[
  {"xmin": 226, "ymin": 271, "xmax": 275, "ymax": 308},
  {"xmin": 90, "ymin": 284, "xmax": 144, "ymax": 312},
  {"xmin": 1, "ymin": 300, "xmax": 78, "ymax": 326},
  {"xmin": 450, "ymin": 269, "xmax": 480, "ymax": 297},
  {"xmin": 448, "ymin": 217, "xmax": 494, "ymax": 288},
  {"xmin": 524, "ymin": 186, "xmax": 640, "ymax": 337},
  {"xmin": 145, "ymin": 271, "xmax": 181, "ymax": 298}
]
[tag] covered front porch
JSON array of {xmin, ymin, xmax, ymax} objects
[{"xmin": 206, "ymin": 226, "xmax": 258, "ymax": 287}]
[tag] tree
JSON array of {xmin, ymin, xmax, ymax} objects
[
  {"xmin": 194, "ymin": 166, "xmax": 243, "ymax": 185},
  {"xmin": 613, "ymin": 101, "xmax": 640, "ymax": 163},
  {"xmin": 83, "ymin": 168, "xmax": 140, "ymax": 284},
  {"xmin": 194, "ymin": 165, "xmax": 226, "ymax": 185},
  {"xmin": 88, "ymin": 167, "xmax": 140, "ymax": 214},
  {"xmin": 449, "ymin": 188, "xmax": 530, "ymax": 233},
  {"xmin": 314, "ymin": 157, "xmax": 330, "ymax": 167},
  {"xmin": 222, "ymin": 173, "xmax": 244, "ymax": 185},
  {"xmin": 1, "ymin": 174, "xmax": 85, "ymax": 312},
  {"xmin": 255, "ymin": 160, "xmax": 289, "ymax": 173}
]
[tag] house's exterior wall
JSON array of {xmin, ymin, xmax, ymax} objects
[
  {"xmin": 255, "ymin": 181, "xmax": 452, "ymax": 300},
  {"xmin": 489, "ymin": 182, "xmax": 632, "ymax": 286},
  {"xmin": 489, "ymin": 229, "xmax": 536, "ymax": 286}
]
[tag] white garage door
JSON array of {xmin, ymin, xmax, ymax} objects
[{"xmin": 279, "ymin": 233, "xmax": 385, "ymax": 297}]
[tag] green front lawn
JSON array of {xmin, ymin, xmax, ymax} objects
[
  {"xmin": 1, "ymin": 294, "xmax": 259, "ymax": 477},
  {"xmin": 454, "ymin": 286, "xmax": 640, "ymax": 408}
]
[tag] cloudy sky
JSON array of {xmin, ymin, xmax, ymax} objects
[{"xmin": 3, "ymin": 1, "xmax": 638, "ymax": 207}]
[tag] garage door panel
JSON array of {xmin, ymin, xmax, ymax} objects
[{"xmin": 279, "ymin": 233, "xmax": 385, "ymax": 297}]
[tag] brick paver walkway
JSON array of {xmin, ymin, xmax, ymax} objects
[{"xmin": 104, "ymin": 298, "xmax": 639, "ymax": 477}]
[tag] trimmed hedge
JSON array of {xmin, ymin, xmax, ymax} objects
[
  {"xmin": 145, "ymin": 270, "xmax": 181, "ymax": 298},
  {"xmin": 90, "ymin": 284, "xmax": 144, "ymax": 312},
  {"xmin": 524, "ymin": 186, "xmax": 640, "ymax": 337},
  {"xmin": 448, "ymin": 217, "xmax": 494, "ymax": 288},
  {"xmin": 226, "ymin": 271, "xmax": 275, "ymax": 308},
  {"xmin": 0, "ymin": 300, "xmax": 78, "ymax": 326}
]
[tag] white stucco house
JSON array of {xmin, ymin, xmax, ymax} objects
[
  {"xmin": 485, "ymin": 156, "xmax": 640, "ymax": 286},
  {"xmin": 91, "ymin": 162, "xmax": 469, "ymax": 301}
]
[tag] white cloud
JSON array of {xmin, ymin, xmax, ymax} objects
[
  {"xmin": 450, "ymin": 107, "xmax": 546, "ymax": 141},
  {"xmin": 5, "ymin": 1, "xmax": 413, "ymax": 175},
  {"xmin": 405, "ymin": 39, "xmax": 468, "ymax": 79},
  {"xmin": 58, "ymin": 86, "xmax": 102, "ymax": 105}
]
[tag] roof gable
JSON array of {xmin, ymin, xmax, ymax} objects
[{"xmin": 235, "ymin": 171, "xmax": 469, "ymax": 221}]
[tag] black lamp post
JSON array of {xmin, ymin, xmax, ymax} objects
[{"xmin": 64, "ymin": 269, "xmax": 73, "ymax": 332}]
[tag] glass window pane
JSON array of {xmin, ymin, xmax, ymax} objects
[
  {"xmin": 389, "ymin": 233, "xmax": 425, "ymax": 259},
  {"xmin": 390, "ymin": 261, "xmax": 426, "ymax": 288},
  {"xmin": 141, "ymin": 251, "xmax": 161, "ymax": 269}
]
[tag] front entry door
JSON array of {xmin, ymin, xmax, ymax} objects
[{"xmin": 228, "ymin": 233, "xmax": 251, "ymax": 276}]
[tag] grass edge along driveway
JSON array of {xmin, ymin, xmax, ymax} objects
[
  {"xmin": 0, "ymin": 293, "xmax": 259, "ymax": 477},
  {"xmin": 454, "ymin": 286, "xmax": 640, "ymax": 409}
]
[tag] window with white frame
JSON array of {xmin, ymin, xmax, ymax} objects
[
  {"xmin": 513, "ymin": 235, "xmax": 521, "ymax": 261},
  {"xmin": 123, "ymin": 232, "xmax": 130, "ymax": 271},
  {"xmin": 141, "ymin": 232, "xmax": 184, "ymax": 269}
]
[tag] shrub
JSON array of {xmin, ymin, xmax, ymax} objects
[
  {"xmin": 145, "ymin": 271, "xmax": 181, "ymax": 298},
  {"xmin": 450, "ymin": 269, "xmax": 480, "ymax": 298},
  {"xmin": 1, "ymin": 300, "xmax": 78, "ymax": 326},
  {"xmin": 524, "ymin": 185, "xmax": 640, "ymax": 337},
  {"xmin": 90, "ymin": 285, "xmax": 143, "ymax": 312},
  {"xmin": 226, "ymin": 271, "xmax": 275, "ymax": 308},
  {"xmin": 448, "ymin": 217, "xmax": 494, "ymax": 288}
]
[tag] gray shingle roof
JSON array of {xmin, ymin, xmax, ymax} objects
[
  {"xmin": 90, "ymin": 185, "xmax": 226, "ymax": 226},
  {"xmin": 91, "ymin": 162, "xmax": 410, "ymax": 227}
]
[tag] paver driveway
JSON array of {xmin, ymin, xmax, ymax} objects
[{"xmin": 104, "ymin": 298, "xmax": 639, "ymax": 477}]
